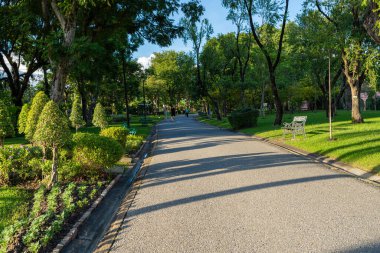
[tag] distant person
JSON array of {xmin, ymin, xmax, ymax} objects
[
  {"xmin": 163, "ymin": 105, "xmax": 168, "ymax": 120},
  {"xmin": 170, "ymin": 106, "xmax": 176, "ymax": 121},
  {"xmin": 185, "ymin": 108, "xmax": 189, "ymax": 117}
]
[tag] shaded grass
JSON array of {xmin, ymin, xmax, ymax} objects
[
  {"xmin": 0, "ymin": 187, "xmax": 31, "ymax": 232},
  {"xmin": 199, "ymin": 110, "xmax": 380, "ymax": 175}
]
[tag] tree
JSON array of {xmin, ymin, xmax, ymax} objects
[
  {"xmin": 92, "ymin": 103, "xmax": 108, "ymax": 129},
  {"xmin": 25, "ymin": 91, "xmax": 49, "ymax": 142},
  {"xmin": 0, "ymin": 101, "xmax": 15, "ymax": 146},
  {"xmin": 34, "ymin": 101, "xmax": 71, "ymax": 187},
  {"xmin": 18, "ymin": 103, "xmax": 30, "ymax": 134},
  {"xmin": 70, "ymin": 94, "xmax": 86, "ymax": 132}
]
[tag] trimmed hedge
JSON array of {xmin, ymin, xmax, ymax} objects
[
  {"xmin": 228, "ymin": 108, "xmax": 259, "ymax": 130},
  {"xmin": 125, "ymin": 135, "xmax": 144, "ymax": 154},
  {"xmin": 72, "ymin": 133, "xmax": 123, "ymax": 172},
  {"xmin": 100, "ymin": 127, "xmax": 129, "ymax": 147}
]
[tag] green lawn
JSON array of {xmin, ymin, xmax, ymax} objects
[
  {"xmin": 199, "ymin": 110, "xmax": 380, "ymax": 175},
  {"xmin": 0, "ymin": 187, "xmax": 31, "ymax": 232}
]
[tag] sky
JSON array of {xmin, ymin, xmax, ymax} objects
[{"xmin": 136, "ymin": 0, "xmax": 305, "ymax": 68}]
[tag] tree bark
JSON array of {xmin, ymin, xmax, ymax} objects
[
  {"xmin": 350, "ymin": 84, "xmax": 363, "ymax": 123},
  {"xmin": 49, "ymin": 146, "xmax": 58, "ymax": 188},
  {"xmin": 269, "ymin": 70, "xmax": 283, "ymax": 125}
]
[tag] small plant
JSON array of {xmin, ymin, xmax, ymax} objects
[
  {"xmin": 125, "ymin": 135, "xmax": 144, "ymax": 154},
  {"xmin": 24, "ymin": 91, "xmax": 49, "ymax": 142},
  {"xmin": 100, "ymin": 126, "xmax": 129, "ymax": 147},
  {"xmin": 17, "ymin": 103, "xmax": 30, "ymax": 134},
  {"xmin": 72, "ymin": 133, "xmax": 123, "ymax": 172},
  {"xmin": 47, "ymin": 186, "xmax": 61, "ymax": 212},
  {"xmin": 0, "ymin": 101, "xmax": 15, "ymax": 146},
  {"xmin": 92, "ymin": 103, "xmax": 108, "ymax": 129},
  {"xmin": 30, "ymin": 186, "xmax": 46, "ymax": 218},
  {"xmin": 34, "ymin": 101, "xmax": 72, "ymax": 187},
  {"xmin": 69, "ymin": 94, "xmax": 86, "ymax": 132}
]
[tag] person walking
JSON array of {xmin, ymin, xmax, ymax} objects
[
  {"xmin": 163, "ymin": 105, "xmax": 168, "ymax": 120},
  {"xmin": 170, "ymin": 106, "xmax": 176, "ymax": 121},
  {"xmin": 185, "ymin": 107, "xmax": 189, "ymax": 117}
]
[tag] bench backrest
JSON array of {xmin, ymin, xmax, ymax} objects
[{"xmin": 293, "ymin": 116, "xmax": 307, "ymax": 123}]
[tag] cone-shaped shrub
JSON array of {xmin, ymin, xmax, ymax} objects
[
  {"xmin": 92, "ymin": 102, "xmax": 108, "ymax": 129},
  {"xmin": 18, "ymin": 103, "xmax": 30, "ymax": 134},
  {"xmin": 69, "ymin": 94, "xmax": 85, "ymax": 132},
  {"xmin": 25, "ymin": 91, "xmax": 49, "ymax": 142},
  {"xmin": 0, "ymin": 101, "xmax": 15, "ymax": 146},
  {"xmin": 34, "ymin": 101, "xmax": 71, "ymax": 186}
]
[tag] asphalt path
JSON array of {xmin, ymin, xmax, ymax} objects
[{"xmin": 109, "ymin": 115, "xmax": 380, "ymax": 253}]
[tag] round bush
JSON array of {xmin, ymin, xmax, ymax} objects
[
  {"xmin": 228, "ymin": 108, "xmax": 259, "ymax": 130},
  {"xmin": 100, "ymin": 127, "xmax": 129, "ymax": 147},
  {"xmin": 72, "ymin": 133, "xmax": 123, "ymax": 172}
]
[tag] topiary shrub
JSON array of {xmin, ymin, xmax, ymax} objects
[
  {"xmin": 18, "ymin": 103, "xmax": 30, "ymax": 134},
  {"xmin": 34, "ymin": 101, "xmax": 72, "ymax": 187},
  {"xmin": 69, "ymin": 94, "xmax": 86, "ymax": 132},
  {"xmin": 72, "ymin": 133, "xmax": 123, "ymax": 173},
  {"xmin": 100, "ymin": 127, "xmax": 129, "ymax": 147},
  {"xmin": 0, "ymin": 101, "xmax": 15, "ymax": 146},
  {"xmin": 92, "ymin": 103, "xmax": 108, "ymax": 129},
  {"xmin": 228, "ymin": 108, "xmax": 259, "ymax": 130},
  {"xmin": 125, "ymin": 135, "xmax": 144, "ymax": 154},
  {"xmin": 25, "ymin": 91, "xmax": 49, "ymax": 142}
]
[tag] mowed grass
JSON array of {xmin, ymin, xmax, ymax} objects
[
  {"xmin": 0, "ymin": 187, "xmax": 31, "ymax": 232},
  {"xmin": 199, "ymin": 110, "xmax": 380, "ymax": 174}
]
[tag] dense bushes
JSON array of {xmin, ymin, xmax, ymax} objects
[
  {"xmin": 100, "ymin": 127, "xmax": 129, "ymax": 147},
  {"xmin": 72, "ymin": 133, "xmax": 123, "ymax": 172},
  {"xmin": 0, "ymin": 146, "xmax": 43, "ymax": 186},
  {"xmin": 0, "ymin": 101, "xmax": 15, "ymax": 146},
  {"xmin": 125, "ymin": 135, "xmax": 144, "ymax": 154},
  {"xmin": 228, "ymin": 108, "xmax": 259, "ymax": 130}
]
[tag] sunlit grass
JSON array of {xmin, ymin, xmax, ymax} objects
[
  {"xmin": 199, "ymin": 110, "xmax": 380, "ymax": 174},
  {"xmin": 0, "ymin": 187, "xmax": 31, "ymax": 232}
]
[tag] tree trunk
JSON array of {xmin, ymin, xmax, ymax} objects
[
  {"xmin": 269, "ymin": 72, "xmax": 283, "ymax": 125},
  {"xmin": 260, "ymin": 82, "xmax": 265, "ymax": 117},
  {"xmin": 49, "ymin": 146, "xmax": 58, "ymax": 188},
  {"xmin": 122, "ymin": 52, "xmax": 131, "ymax": 128},
  {"xmin": 350, "ymin": 84, "xmax": 363, "ymax": 123}
]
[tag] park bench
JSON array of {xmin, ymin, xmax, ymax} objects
[{"xmin": 282, "ymin": 116, "xmax": 307, "ymax": 139}]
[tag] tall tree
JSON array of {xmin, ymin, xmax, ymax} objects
[{"xmin": 224, "ymin": 0, "xmax": 289, "ymax": 125}]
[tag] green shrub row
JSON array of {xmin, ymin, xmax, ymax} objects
[{"xmin": 125, "ymin": 135, "xmax": 144, "ymax": 154}]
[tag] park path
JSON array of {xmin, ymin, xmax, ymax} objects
[{"xmin": 108, "ymin": 115, "xmax": 380, "ymax": 253}]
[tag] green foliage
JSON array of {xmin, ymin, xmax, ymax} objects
[
  {"xmin": 125, "ymin": 135, "xmax": 144, "ymax": 154},
  {"xmin": 69, "ymin": 94, "xmax": 86, "ymax": 131},
  {"xmin": 25, "ymin": 92, "xmax": 49, "ymax": 142},
  {"xmin": 228, "ymin": 108, "xmax": 259, "ymax": 130},
  {"xmin": 92, "ymin": 103, "xmax": 108, "ymax": 129},
  {"xmin": 0, "ymin": 101, "xmax": 15, "ymax": 145},
  {"xmin": 0, "ymin": 146, "xmax": 43, "ymax": 186},
  {"xmin": 18, "ymin": 103, "xmax": 30, "ymax": 134},
  {"xmin": 72, "ymin": 133, "xmax": 123, "ymax": 172},
  {"xmin": 34, "ymin": 101, "xmax": 72, "ymax": 149},
  {"xmin": 100, "ymin": 126, "xmax": 129, "ymax": 147}
]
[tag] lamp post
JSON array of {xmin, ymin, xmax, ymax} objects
[
  {"xmin": 142, "ymin": 74, "xmax": 147, "ymax": 121},
  {"xmin": 328, "ymin": 54, "xmax": 333, "ymax": 141}
]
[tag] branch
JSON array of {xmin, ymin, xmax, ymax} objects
[
  {"xmin": 273, "ymin": 0, "xmax": 289, "ymax": 69},
  {"xmin": 315, "ymin": 0, "xmax": 338, "ymax": 28},
  {"xmin": 0, "ymin": 52, "xmax": 14, "ymax": 84},
  {"xmin": 51, "ymin": 0, "xmax": 66, "ymax": 30}
]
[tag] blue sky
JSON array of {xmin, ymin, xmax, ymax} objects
[{"xmin": 135, "ymin": 0, "xmax": 304, "ymax": 64}]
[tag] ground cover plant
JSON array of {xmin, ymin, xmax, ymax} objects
[{"xmin": 199, "ymin": 110, "xmax": 380, "ymax": 174}]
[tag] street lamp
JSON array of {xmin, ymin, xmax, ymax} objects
[{"xmin": 328, "ymin": 55, "xmax": 332, "ymax": 140}]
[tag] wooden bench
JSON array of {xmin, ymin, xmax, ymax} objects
[{"xmin": 282, "ymin": 116, "xmax": 307, "ymax": 139}]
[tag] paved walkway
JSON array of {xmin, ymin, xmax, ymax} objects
[{"xmin": 109, "ymin": 115, "xmax": 380, "ymax": 253}]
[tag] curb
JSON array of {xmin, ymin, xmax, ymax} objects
[
  {"xmin": 94, "ymin": 124, "xmax": 159, "ymax": 253},
  {"xmin": 197, "ymin": 117, "xmax": 380, "ymax": 186},
  {"xmin": 53, "ymin": 126, "xmax": 157, "ymax": 253},
  {"xmin": 52, "ymin": 174, "xmax": 122, "ymax": 253}
]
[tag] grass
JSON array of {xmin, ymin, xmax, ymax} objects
[
  {"xmin": 199, "ymin": 110, "xmax": 380, "ymax": 175},
  {"xmin": 0, "ymin": 187, "xmax": 31, "ymax": 232}
]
